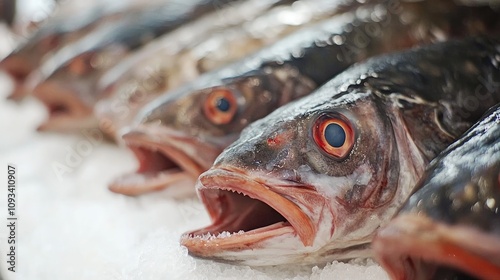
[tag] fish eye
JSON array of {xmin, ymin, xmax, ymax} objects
[
  {"xmin": 313, "ymin": 114, "xmax": 355, "ymax": 159},
  {"xmin": 203, "ymin": 88, "xmax": 238, "ymax": 125}
]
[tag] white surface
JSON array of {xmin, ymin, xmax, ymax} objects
[{"xmin": 0, "ymin": 28, "xmax": 389, "ymax": 280}]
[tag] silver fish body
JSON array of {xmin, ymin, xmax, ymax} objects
[
  {"xmin": 180, "ymin": 37, "xmax": 500, "ymax": 266},
  {"xmin": 0, "ymin": 0, "xmax": 146, "ymax": 100},
  {"xmin": 30, "ymin": 0, "xmax": 242, "ymax": 131},
  {"xmin": 95, "ymin": 0, "xmax": 348, "ymax": 139},
  {"xmin": 374, "ymin": 104, "xmax": 500, "ymax": 280}
]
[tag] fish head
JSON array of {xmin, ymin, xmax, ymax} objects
[
  {"xmin": 94, "ymin": 57, "xmax": 170, "ymax": 138},
  {"xmin": 32, "ymin": 46, "xmax": 127, "ymax": 132},
  {"xmin": 180, "ymin": 90, "xmax": 409, "ymax": 265},
  {"xmin": 108, "ymin": 66, "xmax": 316, "ymax": 196},
  {"xmin": 1, "ymin": 34, "xmax": 61, "ymax": 101},
  {"xmin": 374, "ymin": 106, "xmax": 500, "ymax": 280}
]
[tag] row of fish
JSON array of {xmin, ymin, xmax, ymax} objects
[
  {"xmin": 3, "ymin": 0, "xmax": 499, "ymax": 278},
  {"xmin": 178, "ymin": 36, "xmax": 500, "ymax": 275}
]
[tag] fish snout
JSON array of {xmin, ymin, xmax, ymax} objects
[
  {"xmin": 33, "ymin": 80, "xmax": 94, "ymax": 131},
  {"xmin": 1, "ymin": 56, "xmax": 35, "ymax": 101}
]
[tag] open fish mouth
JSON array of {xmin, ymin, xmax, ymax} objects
[
  {"xmin": 181, "ymin": 167, "xmax": 317, "ymax": 259},
  {"xmin": 32, "ymin": 81, "xmax": 96, "ymax": 131},
  {"xmin": 1, "ymin": 56, "xmax": 36, "ymax": 101},
  {"xmin": 374, "ymin": 214, "xmax": 500, "ymax": 280},
  {"xmin": 108, "ymin": 125, "xmax": 216, "ymax": 196}
]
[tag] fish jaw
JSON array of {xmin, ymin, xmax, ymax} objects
[
  {"xmin": 374, "ymin": 213, "xmax": 500, "ymax": 280},
  {"xmin": 32, "ymin": 80, "xmax": 97, "ymax": 132},
  {"xmin": 181, "ymin": 166, "xmax": 326, "ymax": 265},
  {"xmin": 1, "ymin": 54, "xmax": 37, "ymax": 101},
  {"xmin": 108, "ymin": 124, "xmax": 221, "ymax": 196}
]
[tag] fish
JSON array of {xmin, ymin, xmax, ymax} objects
[
  {"xmin": 108, "ymin": 0, "xmax": 500, "ymax": 197},
  {"xmin": 95, "ymin": 0, "xmax": 350, "ymax": 139},
  {"xmin": 0, "ymin": 0, "xmax": 145, "ymax": 100},
  {"xmin": 179, "ymin": 37, "xmax": 500, "ymax": 266},
  {"xmin": 373, "ymin": 104, "xmax": 500, "ymax": 280},
  {"xmin": 0, "ymin": 0, "xmax": 16, "ymax": 27},
  {"xmin": 30, "ymin": 0, "xmax": 242, "ymax": 132},
  {"xmin": 374, "ymin": 114, "xmax": 500, "ymax": 280}
]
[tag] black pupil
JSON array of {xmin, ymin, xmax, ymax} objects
[
  {"xmin": 324, "ymin": 123, "xmax": 346, "ymax": 148},
  {"xmin": 216, "ymin": 97, "xmax": 231, "ymax": 112}
]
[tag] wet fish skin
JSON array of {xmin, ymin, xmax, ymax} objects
[
  {"xmin": 374, "ymin": 104, "xmax": 500, "ymax": 280},
  {"xmin": 181, "ymin": 37, "xmax": 500, "ymax": 266},
  {"xmin": 111, "ymin": 0, "xmax": 500, "ymax": 197},
  {"xmin": 146, "ymin": 65, "xmax": 316, "ymax": 150},
  {"xmin": 112, "ymin": 6, "xmax": 397, "ymax": 196},
  {"xmin": 139, "ymin": 0, "xmax": 500, "ymax": 137},
  {"xmin": 96, "ymin": 0, "xmax": 345, "ymax": 138},
  {"xmin": 31, "ymin": 0, "xmax": 242, "ymax": 132}
]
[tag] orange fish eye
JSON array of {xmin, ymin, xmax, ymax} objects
[
  {"xmin": 203, "ymin": 88, "xmax": 238, "ymax": 125},
  {"xmin": 313, "ymin": 114, "xmax": 355, "ymax": 159}
]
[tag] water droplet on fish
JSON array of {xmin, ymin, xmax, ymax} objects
[
  {"xmin": 491, "ymin": 55, "xmax": 500, "ymax": 68},
  {"xmin": 416, "ymin": 199, "xmax": 423, "ymax": 209},
  {"xmin": 399, "ymin": 11, "xmax": 416, "ymax": 25},
  {"xmin": 430, "ymin": 193, "xmax": 440, "ymax": 206},
  {"xmin": 315, "ymin": 40, "xmax": 328, "ymax": 48},
  {"xmin": 292, "ymin": 49, "xmax": 305, "ymax": 58},
  {"xmin": 471, "ymin": 202, "xmax": 481, "ymax": 213},
  {"xmin": 344, "ymin": 25, "xmax": 353, "ymax": 33},
  {"xmin": 486, "ymin": 198, "xmax": 496, "ymax": 210},
  {"xmin": 451, "ymin": 198, "xmax": 462, "ymax": 211},
  {"xmin": 259, "ymin": 91, "xmax": 272, "ymax": 103},
  {"xmin": 332, "ymin": 35, "xmax": 345, "ymax": 46},
  {"xmin": 336, "ymin": 53, "xmax": 345, "ymax": 62},
  {"xmin": 463, "ymin": 183, "xmax": 477, "ymax": 202}
]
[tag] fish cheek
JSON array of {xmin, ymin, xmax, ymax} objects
[{"xmin": 325, "ymin": 112, "xmax": 397, "ymax": 209}]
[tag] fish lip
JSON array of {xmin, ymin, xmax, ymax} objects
[
  {"xmin": 33, "ymin": 80, "xmax": 95, "ymax": 131},
  {"xmin": 123, "ymin": 127, "xmax": 208, "ymax": 177},
  {"xmin": 181, "ymin": 166, "xmax": 318, "ymax": 256},
  {"xmin": 374, "ymin": 213, "xmax": 500, "ymax": 280},
  {"xmin": 1, "ymin": 56, "xmax": 35, "ymax": 101},
  {"xmin": 109, "ymin": 124, "xmax": 219, "ymax": 195}
]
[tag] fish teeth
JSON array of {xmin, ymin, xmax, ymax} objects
[
  {"xmin": 192, "ymin": 230, "xmax": 248, "ymax": 240},
  {"xmin": 219, "ymin": 186, "xmax": 250, "ymax": 197}
]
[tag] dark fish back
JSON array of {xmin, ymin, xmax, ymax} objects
[
  {"xmin": 402, "ymin": 104, "xmax": 500, "ymax": 234},
  {"xmin": 318, "ymin": 36, "xmax": 500, "ymax": 160},
  {"xmin": 263, "ymin": 0, "xmax": 500, "ymax": 86}
]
